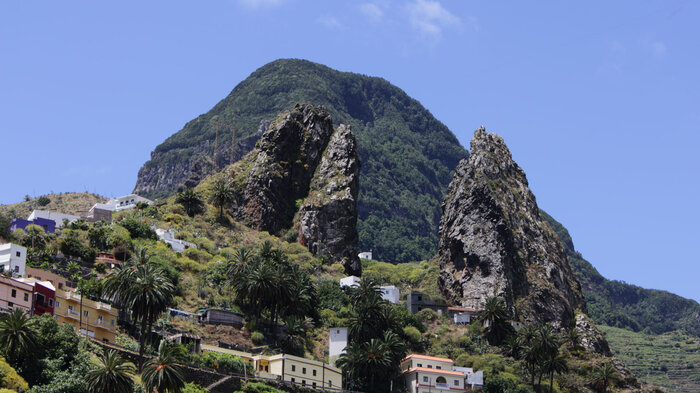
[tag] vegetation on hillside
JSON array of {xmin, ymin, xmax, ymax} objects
[
  {"xmin": 600, "ymin": 325, "xmax": 700, "ymax": 393},
  {"xmin": 136, "ymin": 58, "xmax": 468, "ymax": 262},
  {"xmin": 541, "ymin": 210, "xmax": 700, "ymax": 338},
  {"xmin": 0, "ymin": 192, "xmax": 106, "ymax": 219}
]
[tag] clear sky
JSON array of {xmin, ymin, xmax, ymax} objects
[{"xmin": 2, "ymin": 1, "xmax": 698, "ymax": 302}]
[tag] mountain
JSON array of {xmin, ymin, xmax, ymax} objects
[
  {"xmin": 134, "ymin": 59, "xmax": 467, "ymax": 262},
  {"xmin": 438, "ymin": 128, "xmax": 586, "ymax": 328},
  {"xmin": 541, "ymin": 210, "xmax": 700, "ymax": 337}
]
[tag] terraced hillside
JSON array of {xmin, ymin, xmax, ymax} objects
[{"xmin": 600, "ymin": 325, "xmax": 700, "ymax": 392}]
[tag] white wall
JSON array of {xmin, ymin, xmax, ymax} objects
[
  {"xmin": 339, "ymin": 276, "xmax": 360, "ymax": 288},
  {"xmin": 0, "ymin": 244, "xmax": 27, "ymax": 277},
  {"xmin": 380, "ymin": 285, "xmax": 400, "ymax": 304},
  {"xmin": 329, "ymin": 327, "xmax": 348, "ymax": 358}
]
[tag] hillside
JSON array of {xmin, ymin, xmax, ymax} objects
[
  {"xmin": 134, "ymin": 59, "xmax": 468, "ymax": 262},
  {"xmin": 0, "ymin": 192, "xmax": 106, "ymax": 219},
  {"xmin": 541, "ymin": 210, "xmax": 700, "ymax": 337},
  {"xmin": 600, "ymin": 325, "xmax": 700, "ymax": 393}
]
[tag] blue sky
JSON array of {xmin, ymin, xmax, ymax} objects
[{"xmin": 1, "ymin": 1, "xmax": 698, "ymax": 302}]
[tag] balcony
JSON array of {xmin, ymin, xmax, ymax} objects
[
  {"xmin": 95, "ymin": 302, "xmax": 111, "ymax": 311},
  {"xmin": 435, "ymin": 383, "xmax": 449, "ymax": 390}
]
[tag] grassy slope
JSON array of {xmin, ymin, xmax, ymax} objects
[
  {"xmin": 136, "ymin": 58, "xmax": 468, "ymax": 263},
  {"xmin": 0, "ymin": 192, "xmax": 106, "ymax": 219},
  {"xmin": 600, "ymin": 325, "xmax": 700, "ymax": 393}
]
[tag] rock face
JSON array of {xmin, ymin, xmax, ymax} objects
[
  {"xmin": 298, "ymin": 124, "xmax": 361, "ymax": 275},
  {"xmin": 438, "ymin": 127, "xmax": 586, "ymax": 328},
  {"xmin": 226, "ymin": 104, "xmax": 361, "ymax": 275}
]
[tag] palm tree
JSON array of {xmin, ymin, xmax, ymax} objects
[
  {"xmin": 533, "ymin": 324, "xmax": 561, "ymax": 386},
  {"xmin": 0, "ymin": 309, "xmax": 37, "ymax": 365},
  {"xmin": 479, "ymin": 296, "xmax": 514, "ymax": 346},
  {"xmin": 141, "ymin": 340, "xmax": 185, "ymax": 393},
  {"xmin": 563, "ymin": 327, "xmax": 580, "ymax": 350},
  {"xmin": 175, "ymin": 188, "xmax": 205, "ymax": 217},
  {"xmin": 209, "ymin": 178, "xmax": 234, "ymax": 220},
  {"xmin": 543, "ymin": 354, "xmax": 568, "ymax": 393},
  {"xmin": 589, "ymin": 362, "xmax": 619, "ymax": 393},
  {"xmin": 86, "ymin": 349, "xmax": 136, "ymax": 393},
  {"xmin": 104, "ymin": 259, "xmax": 175, "ymax": 371}
]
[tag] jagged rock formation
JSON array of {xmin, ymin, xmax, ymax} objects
[
  {"xmin": 298, "ymin": 124, "xmax": 361, "ymax": 275},
  {"xmin": 438, "ymin": 127, "xmax": 586, "ymax": 328},
  {"xmin": 223, "ymin": 104, "xmax": 361, "ymax": 275},
  {"xmin": 134, "ymin": 59, "xmax": 467, "ymax": 262}
]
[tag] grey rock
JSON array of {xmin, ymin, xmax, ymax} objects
[{"xmin": 438, "ymin": 127, "xmax": 586, "ymax": 328}]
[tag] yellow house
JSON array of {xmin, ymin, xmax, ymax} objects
[
  {"xmin": 201, "ymin": 345, "xmax": 343, "ymax": 389},
  {"xmin": 54, "ymin": 289, "xmax": 119, "ymax": 343}
]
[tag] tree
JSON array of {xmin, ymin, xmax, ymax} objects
[
  {"xmin": 0, "ymin": 213, "xmax": 13, "ymax": 242},
  {"xmin": 209, "ymin": 178, "xmax": 234, "ymax": 220},
  {"xmin": 141, "ymin": 341, "xmax": 185, "ymax": 393},
  {"xmin": 543, "ymin": 355, "xmax": 568, "ymax": 393},
  {"xmin": 0, "ymin": 309, "xmax": 37, "ymax": 365},
  {"xmin": 22, "ymin": 224, "xmax": 46, "ymax": 255},
  {"xmin": 104, "ymin": 258, "xmax": 175, "ymax": 371},
  {"xmin": 479, "ymin": 296, "xmax": 515, "ymax": 346},
  {"xmin": 589, "ymin": 362, "xmax": 619, "ymax": 393},
  {"xmin": 175, "ymin": 188, "xmax": 205, "ymax": 217},
  {"xmin": 85, "ymin": 349, "xmax": 136, "ymax": 393}
]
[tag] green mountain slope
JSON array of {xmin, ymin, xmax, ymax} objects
[
  {"xmin": 541, "ymin": 210, "xmax": 700, "ymax": 337},
  {"xmin": 134, "ymin": 59, "xmax": 468, "ymax": 262}
]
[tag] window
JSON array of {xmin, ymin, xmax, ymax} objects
[
  {"xmin": 56, "ymin": 301, "xmax": 61, "ymax": 308},
  {"xmin": 8, "ymin": 302, "xmax": 13, "ymax": 307},
  {"xmin": 329, "ymin": 381, "xmax": 332, "ymax": 387},
  {"xmin": 84, "ymin": 310, "xmax": 89, "ymax": 317},
  {"xmin": 11, "ymin": 289, "xmax": 16, "ymax": 298},
  {"xmin": 58, "ymin": 283, "xmax": 63, "ymax": 289},
  {"xmin": 15, "ymin": 251, "xmax": 20, "ymax": 257},
  {"xmin": 302, "ymin": 367, "xmax": 306, "ymax": 374},
  {"xmin": 68, "ymin": 305, "xmax": 74, "ymax": 313},
  {"xmin": 302, "ymin": 380, "xmax": 306, "ymax": 386},
  {"xmin": 312, "ymin": 382, "xmax": 317, "ymax": 388},
  {"xmin": 49, "ymin": 299, "xmax": 54, "ymax": 307},
  {"xmin": 98, "ymin": 316, "xmax": 104, "ymax": 324},
  {"xmin": 111, "ymin": 319, "xmax": 115, "ymax": 326},
  {"xmin": 24, "ymin": 293, "xmax": 29, "ymax": 302},
  {"xmin": 436, "ymin": 366, "xmax": 441, "ymax": 369},
  {"xmin": 423, "ymin": 376, "xmax": 429, "ymax": 383},
  {"xmin": 417, "ymin": 363, "xmax": 422, "ymax": 367},
  {"xmin": 292, "ymin": 365, "xmax": 296, "ymax": 372},
  {"xmin": 427, "ymin": 365, "xmax": 433, "ymax": 369},
  {"xmin": 454, "ymin": 380, "xmax": 460, "ymax": 386},
  {"xmin": 14, "ymin": 266, "xmax": 19, "ymax": 273},
  {"xmin": 313, "ymin": 370, "xmax": 317, "ymax": 376},
  {"xmin": 291, "ymin": 378, "xmax": 295, "ymax": 383}
]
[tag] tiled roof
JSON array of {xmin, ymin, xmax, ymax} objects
[
  {"xmin": 403, "ymin": 367, "xmax": 466, "ymax": 376},
  {"xmin": 403, "ymin": 354, "xmax": 454, "ymax": 363}
]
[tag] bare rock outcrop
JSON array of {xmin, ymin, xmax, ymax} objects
[
  {"xmin": 226, "ymin": 104, "xmax": 361, "ymax": 275},
  {"xmin": 298, "ymin": 124, "xmax": 361, "ymax": 275},
  {"xmin": 438, "ymin": 127, "xmax": 586, "ymax": 328}
]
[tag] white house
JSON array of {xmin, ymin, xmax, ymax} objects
[
  {"xmin": 328, "ymin": 327, "xmax": 348, "ymax": 361},
  {"xmin": 103, "ymin": 194, "xmax": 154, "ymax": 212},
  {"xmin": 339, "ymin": 275, "xmax": 361, "ymax": 288},
  {"xmin": 155, "ymin": 229, "xmax": 197, "ymax": 253},
  {"xmin": 358, "ymin": 250, "xmax": 372, "ymax": 260},
  {"xmin": 28, "ymin": 210, "xmax": 80, "ymax": 228},
  {"xmin": 401, "ymin": 354, "xmax": 469, "ymax": 393},
  {"xmin": 0, "ymin": 244, "xmax": 27, "ymax": 277},
  {"xmin": 380, "ymin": 285, "xmax": 400, "ymax": 304}
]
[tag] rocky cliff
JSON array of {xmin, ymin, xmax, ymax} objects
[
  {"xmin": 438, "ymin": 127, "xmax": 586, "ymax": 328},
  {"xmin": 221, "ymin": 104, "xmax": 361, "ymax": 275},
  {"xmin": 134, "ymin": 59, "xmax": 467, "ymax": 263}
]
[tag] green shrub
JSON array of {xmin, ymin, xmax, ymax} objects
[
  {"xmin": 93, "ymin": 262, "xmax": 107, "ymax": 274},
  {"xmin": 403, "ymin": 326, "xmax": 422, "ymax": 344},
  {"xmin": 182, "ymin": 383, "xmax": 209, "ymax": 393},
  {"xmin": 0, "ymin": 356, "xmax": 28, "ymax": 392},
  {"xmin": 417, "ymin": 308, "xmax": 439, "ymax": 322},
  {"xmin": 251, "ymin": 331, "xmax": 265, "ymax": 345},
  {"xmin": 197, "ymin": 352, "xmax": 253, "ymax": 374},
  {"xmin": 236, "ymin": 382, "xmax": 285, "ymax": 393}
]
